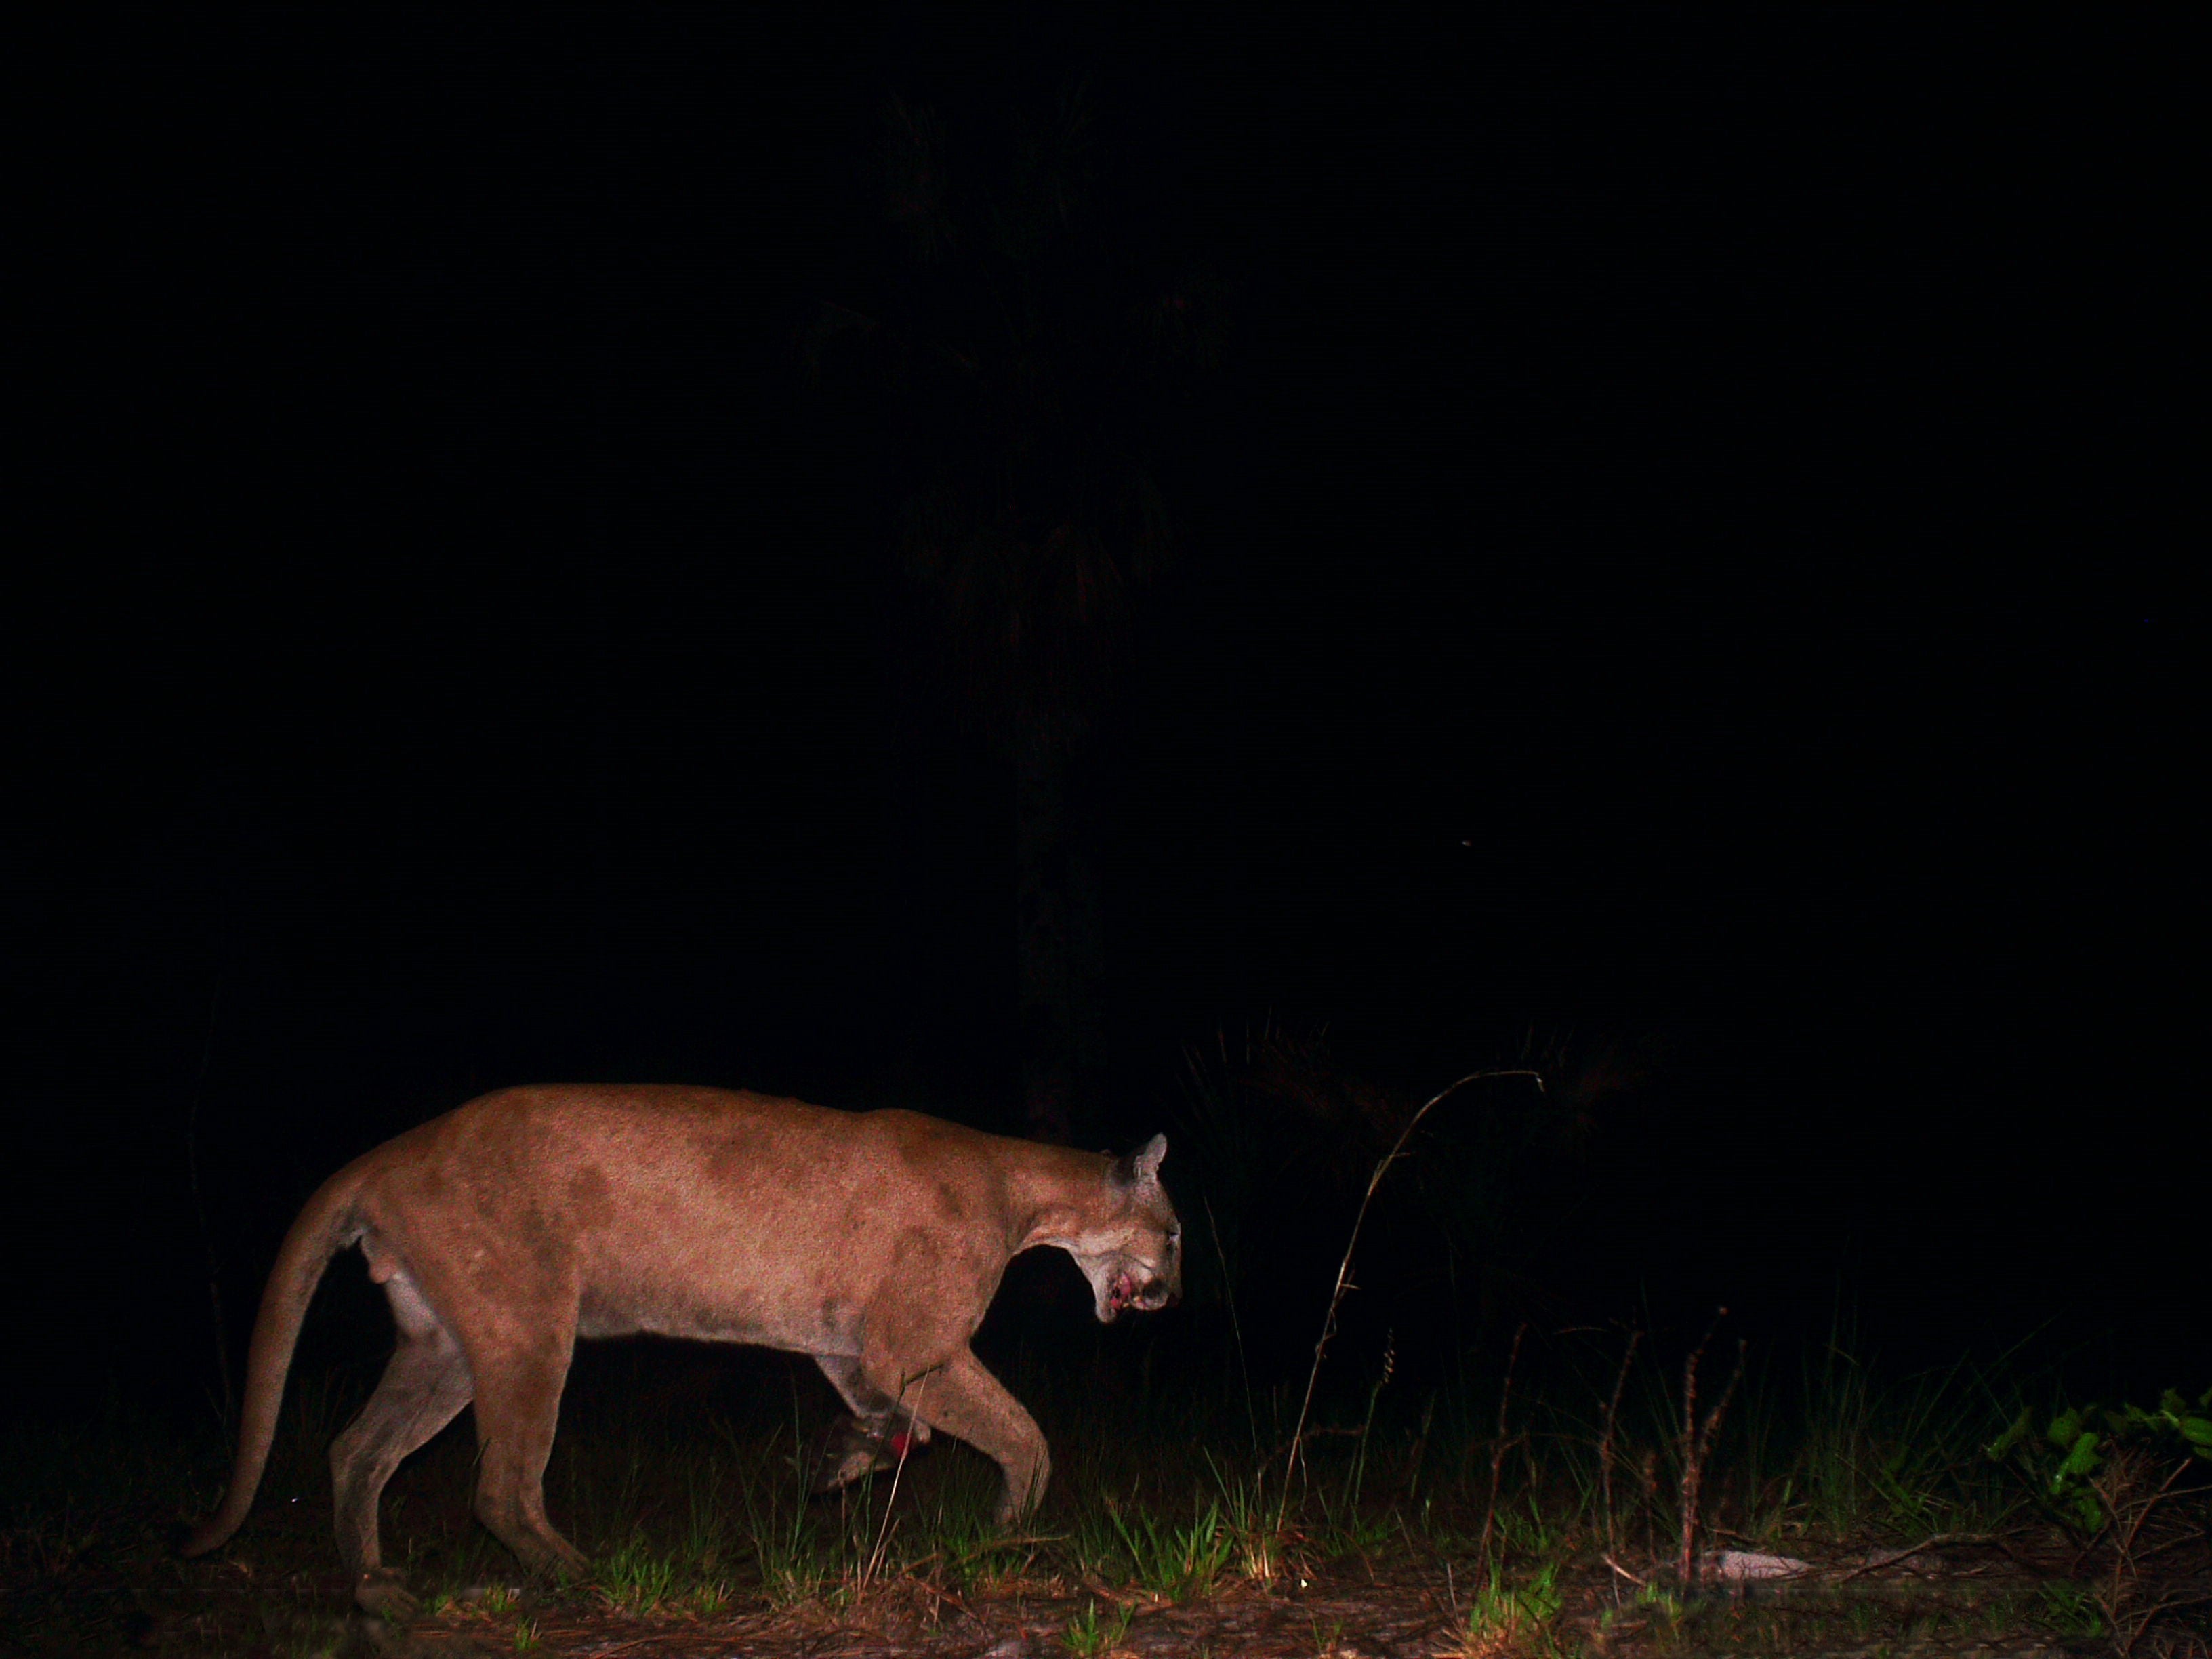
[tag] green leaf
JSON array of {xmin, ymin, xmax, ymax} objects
[
  {"xmin": 2053, "ymin": 1430, "xmax": 2102, "ymax": 1487},
  {"xmin": 1987, "ymin": 1406, "xmax": 2034, "ymax": 1460},
  {"xmin": 2179, "ymin": 1416, "xmax": 2212, "ymax": 1448},
  {"xmin": 2048, "ymin": 1408, "xmax": 2084, "ymax": 1450},
  {"xmin": 2160, "ymin": 1389, "xmax": 2189, "ymax": 1418}
]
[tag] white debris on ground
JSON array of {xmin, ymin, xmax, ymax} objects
[{"xmin": 1707, "ymin": 1549, "xmax": 1812, "ymax": 1580}]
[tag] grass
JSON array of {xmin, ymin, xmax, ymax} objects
[
  {"xmin": 4, "ymin": 1323, "xmax": 2203, "ymax": 1656},
  {"xmin": 4, "ymin": 1029, "xmax": 2204, "ymax": 1654},
  {"xmin": 1454, "ymin": 1560, "xmax": 1563, "ymax": 1654},
  {"xmin": 595, "ymin": 1532, "xmax": 679, "ymax": 1614},
  {"xmin": 1101, "ymin": 1491, "xmax": 1235, "ymax": 1601},
  {"xmin": 1060, "ymin": 1595, "xmax": 1134, "ymax": 1654}
]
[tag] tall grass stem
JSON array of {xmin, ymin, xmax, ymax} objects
[
  {"xmin": 1479, "ymin": 1323, "xmax": 1526, "ymax": 1564},
  {"xmin": 1204, "ymin": 1193, "xmax": 1261, "ymax": 1462},
  {"xmin": 1599, "ymin": 1327, "xmax": 1642, "ymax": 1590},
  {"xmin": 862, "ymin": 1366, "xmax": 932, "ymax": 1587},
  {"xmin": 1275, "ymin": 1068, "xmax": 1543, "ymax": 1536}
]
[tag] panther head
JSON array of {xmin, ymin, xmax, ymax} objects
[{"xmin": 1070, "ymin": 1134, "xmax": 1182, "ymax": 1323}]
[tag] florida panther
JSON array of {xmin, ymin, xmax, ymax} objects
[{"xmin": 180, "ymin": 1086, "xmax": 1181, "ymax": 1614}]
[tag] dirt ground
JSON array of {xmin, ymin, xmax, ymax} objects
[{"xmin": 14, "ymin": 1539, "xmax": 2199, "ymax": 1659}]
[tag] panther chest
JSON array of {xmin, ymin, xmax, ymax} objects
[{"xmin": 574, "ymin": 1263, "xmax": 863, "ymax": 1355}]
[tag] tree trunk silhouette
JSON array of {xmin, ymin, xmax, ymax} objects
[
  {"xmin": 804, "ymin": 86, "xmax": 1214, "ymax": 1145},
  {"xmin": 1014, "ymin": 701, "xmax": 1105, "ymax": 1144}
]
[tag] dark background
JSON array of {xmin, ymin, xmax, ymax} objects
[{"xmin": 7, "ymin": 14, "xmax": 2198, "ymax": 1417}]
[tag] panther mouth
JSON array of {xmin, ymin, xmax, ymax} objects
[{"xmin": 1107, "ymin": 1271, "xmax": 1167, "ymax": 1317}]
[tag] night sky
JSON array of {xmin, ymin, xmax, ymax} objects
[{"xmin": 9, "ymin": 15, "xmax": 2198, "ymax": 1414}]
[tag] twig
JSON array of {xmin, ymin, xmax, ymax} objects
[
  {"xmin": 905, "ymin": 1574, "xmax": 974, "ymax": 1620},
  {"xmin": 1478, "ymin": 1324, "xmax": 1527, "ymax": 1564},
  {"xmin": 1078, "ymin": 1576, "xmax": 1149, "ymax": 1607},
  {"xmin": 1275, "ymin": 1068, "xmax": 1542, "ymax": 1535},
  {"xmin": 2104, "ymin": 1455, "xmax": 2196, "ymax": 1648},
  {"xmin": 1638, "ymin": 1448, "xmax": 1660, "ymax": 1562},
  {"xmin": 1603, "ymin": 1553, "xmax": 1647, "ymax": 1586},
  {"xmin": 2121, "ymin": 1590, "xmax": 2212, "ymax": 1659},
  {"xmin": 1203, "ymin": 1193, "xmax": 1261, "ymax": 1462},
  {"xmin": 862, "ymin": 1367, "xmax": 933, "ymax": 1588},
  {"xmin": 1675, "ymin": 1312, "xmax": 1743, "ymax": 1587},
  {"xmin": 1834, "ymin": 1530, "xmax": 2011, "ymax": 1582},
  {"xmin": 2135, "ymin": 1528, "xmax": 2208, "ymax": 1564}
]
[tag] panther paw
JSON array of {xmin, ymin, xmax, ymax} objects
[{"xmin": 811, "ymin": 1418, "xmax": 923, "ymax": 1493}]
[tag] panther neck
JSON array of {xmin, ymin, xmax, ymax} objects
[{"xmin": 1005, "ymin": 1144, "xmax": 1118, "ymax": 1254}]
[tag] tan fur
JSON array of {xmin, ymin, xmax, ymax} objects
[{"xmin": 180, "ymin": 1085, "xmax": 1181, "ymax": 1614}]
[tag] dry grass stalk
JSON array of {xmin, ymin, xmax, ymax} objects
[
  {"xmin": 1275, "ymin": 1069, "xmax": 1544, "ymax": 1537},
  {"xmin": 1675, "ymin": 1311, "xmax": 1744, "ymax": 1587},
  {"xmin": 1478, "ymin": 1323, "xmax": 1528, "ymax": 1565},
  {"xmin": 2099, "ymin": 1448, "xmax": 2206, "ymax": 1657},
  {"xmin": 1598, "ymin": 1328, "xmax": 1643, "ymax": 1587},
  {"xmin": 861, "ymin": 1367, "xmax": 933, "ymax": 1589}
]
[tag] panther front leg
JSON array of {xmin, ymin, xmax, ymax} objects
[
  {"xmin": 809, "ymin": 1355, "xmax": 930, "ymax": 1494},
  {"xmin": 902, "ymin": 1347, "xmax": 1049, "ymax": 1523}
]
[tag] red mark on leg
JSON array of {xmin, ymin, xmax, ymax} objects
[{"xmin": 888, "ymin": 1430, "xmax": 914, "ymax": 1459}]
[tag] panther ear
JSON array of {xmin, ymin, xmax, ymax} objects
[{"xmin": 1112, "ymin": 1133, "xmax": 1168, "ymax": 1189}]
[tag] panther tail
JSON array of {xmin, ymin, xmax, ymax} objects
[{"xmin": 179, "ymin": 1160, "xmax": 367, "ymax": 1558}]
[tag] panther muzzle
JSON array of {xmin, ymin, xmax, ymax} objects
[{"xmin": 1107, "ymin": 1270, "xmax": 1178, "ymax": 1318}]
